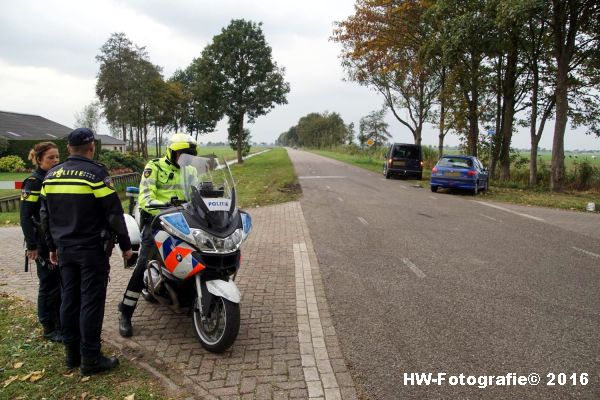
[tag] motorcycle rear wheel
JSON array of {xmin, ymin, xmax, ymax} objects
[{"xmin": 192, "ymin": 295, "xmax": 240, "ymax": 353}]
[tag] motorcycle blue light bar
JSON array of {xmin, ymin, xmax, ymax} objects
[{"xmin": 163, "ymin": 213, "xmax": 190, "ymax": 235}]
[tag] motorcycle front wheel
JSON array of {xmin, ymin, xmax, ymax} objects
[{"xmin": 192, "ymin": 295, "xmax": 240, "ymax": 353}]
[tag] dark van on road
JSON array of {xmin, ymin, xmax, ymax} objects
[{"xmin": 383, "ymin": 143, "xmax": 423, "ymax": 180}]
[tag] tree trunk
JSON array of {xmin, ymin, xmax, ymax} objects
[
  {"xmin": 499, "ymin": 40, "xmax": 518, "ymax": 181},
  {"xmin": 467, "ymin": 54, "xmax": 480, "ymax": 157},
  {"xmin": 129, "ymin": 126, "xmax": 134, "ymax": 154},
  {"xmin": 237, "ymin": 114, "xmax": 244, "ymax": 164},
  {"xmin": 154, "ymin": 126, "xmax": 159, "ymax": 159},
  {"xmin": 550, "ymin": 63, "xmax": 568, "ymax": 191},
  {"xmin": 438, "ymin": 67, "xmax": 446, "ymax": 159},
  {"xmin": 530, "ymin": 143, "xmax": 539, "ymax": 186},
  {"xmin": 529, "ymin": 59, "xmax": 540, "ymax": 186}
]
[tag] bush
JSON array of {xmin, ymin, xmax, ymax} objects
[
  {"xmin": 569, "ymin": 160, "xmax": 599, "ymax": 191},
  {"xmin": 0, "ymin": 155, "xmax": 26, "ymax": 172},
  {"xmin": 98, "ymin": 150, "xmax": 146, "ymax": 173}
]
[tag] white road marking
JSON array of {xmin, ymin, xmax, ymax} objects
[
  {"xmin": 337, "ymin": 197, "xmax": 344, "ymax": 202},
  {"xmin": 293, "ymin": 243, "xmax": 341, "ymax": 396},
  {"xmin": 474, "ymin": 201, "xmax": 544, "ymax": 221},
  {"xmin": 402, "ymin": 258, "xmax": 426, "ymax": 278},
  {"xmin": 480, "ymin": 214, "xmax": 498, "ymax": 222},
  {"xmin": 400, "ymin": 185, "xmax": 407, "ymax": 189},
  {"xmin": 298, "ymin": 176, "xmax": 346, "ymax": 179},
  {"xmin": 357, "ymin": 216, "xmax": 368, "ymax": 225},
  {"xmin": 429, "ymin": 196, "xmax": 437, "ymax": 200},
  {"xmin": 572, "ymin": 247, "xmax": 600, "ymax": 259}
]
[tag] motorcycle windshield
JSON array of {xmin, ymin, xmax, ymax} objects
[{"xmin": 177, "ymin": 153, "xmax": 236, "ymax": 213}]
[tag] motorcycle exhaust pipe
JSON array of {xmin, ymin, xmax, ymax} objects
[
  {"xmin": 163, "ymin": 281, "xmax": 180, "ymax": 312},
  {"xmin": 146, "ymin": 260, "xmax": 170, "ymax": 306}
]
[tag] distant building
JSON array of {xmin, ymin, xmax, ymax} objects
[
  {"xmin": 97, "ymin": 134, "xmax": 126, "ymax": 153},
  {"xmin": 0, "ymin": 110, "xmax": 71, "ymax": 141},
  {"xmin": 0, "ymin": 110, "xmax": 127, "ymax": 158}
]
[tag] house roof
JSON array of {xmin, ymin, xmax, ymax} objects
[
  {"xmin": 0, "ymin": 110, "xmax": 72, "ymax": 141},
  {"xmin": 97, "ymin": 134, "xmax": 125, "ymax": 145}
]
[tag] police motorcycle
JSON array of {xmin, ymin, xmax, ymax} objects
[{"xmin": 122, "ymin": 154, "xmax": 252, "ymax": 353}]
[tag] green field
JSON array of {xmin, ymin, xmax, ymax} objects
[{"xmin": 517, "ymin": 151, "xmax": 600, "ymax": 167}]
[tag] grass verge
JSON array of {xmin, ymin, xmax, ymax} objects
[
  {"xmin": 481, "ymin": 186, "xmax": 600, "ymax": 212},
  {"xmin": 0, "ymin": 292, "xmax": 170, "ymax": 400},
  {"xmin": 231, "ymin": 148, "xmax": 301, "ymax": 208}
]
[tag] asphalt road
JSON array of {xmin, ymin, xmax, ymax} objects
[{"xmin": 289, "ymin": 148, "xmax": 600, "ymax": 400}]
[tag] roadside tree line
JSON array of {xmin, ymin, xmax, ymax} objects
[
  {"xmin": 276, "ymin": 109, "xmax": 393, "ymax": 148},
  {"xmin": 331, "ymin": 0, "xmax": 599, "ymax": 191},
  {"xmin": 91, "ymin": 20, "xmax": 289, "ymax": 163}
]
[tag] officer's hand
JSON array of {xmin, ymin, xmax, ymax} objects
[
  {"xmin": 49, "ymin": 252, "xmax": 58, "ymax": 265},
  {"xmin": 26, "ymin": 249, "xmax": 38, "ymax": 261},
  {"xmin": 122, "ymin": 249, "xmax": 133, "ymax": 261}
]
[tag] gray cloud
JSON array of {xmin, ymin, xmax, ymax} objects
[
  {"xmin": 0, "ymin": 2, "xmax": 105, "ymax": 77},
  {"xmin": 118, "ymin": 0, "xmax": 340, "ymax": 43}
]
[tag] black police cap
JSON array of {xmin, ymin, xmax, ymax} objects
[{"xmin": 68, "ymin": 128, "xmax": 95, "ymax": 146}]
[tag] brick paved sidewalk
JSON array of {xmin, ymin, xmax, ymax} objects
[{"xmin": 0, "ymin": 202, "xmax": 358, "ymax": 400}]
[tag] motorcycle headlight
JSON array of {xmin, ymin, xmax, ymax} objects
[{"xmin": 191, "ymin": 228, "xmax": 244, "ymax": 253}]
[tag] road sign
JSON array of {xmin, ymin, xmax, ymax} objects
[
  {"xmin": 486, "ymin": 128, "xmax": 496, "ymax": 136},
  {"xmin": 366, "ymin": 138, "xmax": 375, "ymax": 147}
]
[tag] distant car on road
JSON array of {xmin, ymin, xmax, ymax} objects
[
  {"xmin": 383, "ymin": 143, "xmax": 423, "ymax": 180},
  {"xmin": 430, "ymin": 155, "xmax": 489, "ymax": 194}
]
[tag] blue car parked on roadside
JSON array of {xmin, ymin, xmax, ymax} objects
[{"xmin": 430, "ymin": 155, "xmax": 489, "ymax": 195}]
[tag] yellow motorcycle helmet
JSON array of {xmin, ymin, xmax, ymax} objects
[{"xmin": 166, "ymin": 133, "xmax": 198, "ymax": 164}]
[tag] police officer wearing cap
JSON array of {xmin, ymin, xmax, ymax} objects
[
  {"xmin": 40, "ymin": 128, "xmax": 133, "ymax": 375},
  {"xmin": 118, "ymin": 133, "xmax": 198, "ymax": 337}
]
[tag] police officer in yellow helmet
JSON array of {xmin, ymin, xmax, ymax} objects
[{"xmin": 118, "ymin": 133, "xmax": 198, "ymax": 337}]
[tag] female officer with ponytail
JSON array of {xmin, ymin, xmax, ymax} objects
[{"xmin": 20, "ymin": 141, "xmax": 62, "ymax": 342}]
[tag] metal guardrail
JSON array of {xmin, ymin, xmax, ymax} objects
[
  {"xmin": 0, "ymin": 195, "xmax": 20, "ymax": 212},
  {"xmin": 111, "ymin": 172, "xmax": 141, "ymax": 188},
  {"xmin": 0, "ymin": 172, "xmax": 141, "ymax": 212}
]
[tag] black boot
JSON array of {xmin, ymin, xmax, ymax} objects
[
  {"xmin": 65, "ymin": 342, "xmax": 80, "ymax": 369},
  {"xmin": 118, "ymin": 312, "xmax": 133, "ymax": 337},
  {"xmin": 42, "ymin": 325, "xmax": 63, "ymax": 343},
  {"xmin": 118, "ymin": 303, "xmax": 133, "ymax": 338},
  {"xmin": 80, "ymin": 354, "xmax": 119, "ymax": 375}
]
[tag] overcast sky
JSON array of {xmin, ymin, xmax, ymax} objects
[{"xmin": 0, "ymin": 0, "xmax": 597, "ymax": 150}]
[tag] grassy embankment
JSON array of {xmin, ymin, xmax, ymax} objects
[
  {"xmin": 0, "ymin": 293, "xmax": 170, "ymax": 399},
  {"xmin": 308, "ymin": 147, "xmax": 600, "ymax": 212}
]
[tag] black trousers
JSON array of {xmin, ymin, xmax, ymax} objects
[
  {"xmin": 58, "ymin": 244, "xmax": 109, "ymax": 358},
  {"xmin": 120, "ymin": 221, "xmax": 153, "ymax": 317},
  {"xmin": 35, "ymin": 257, "xmax": 61, "ymax": 331}
]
